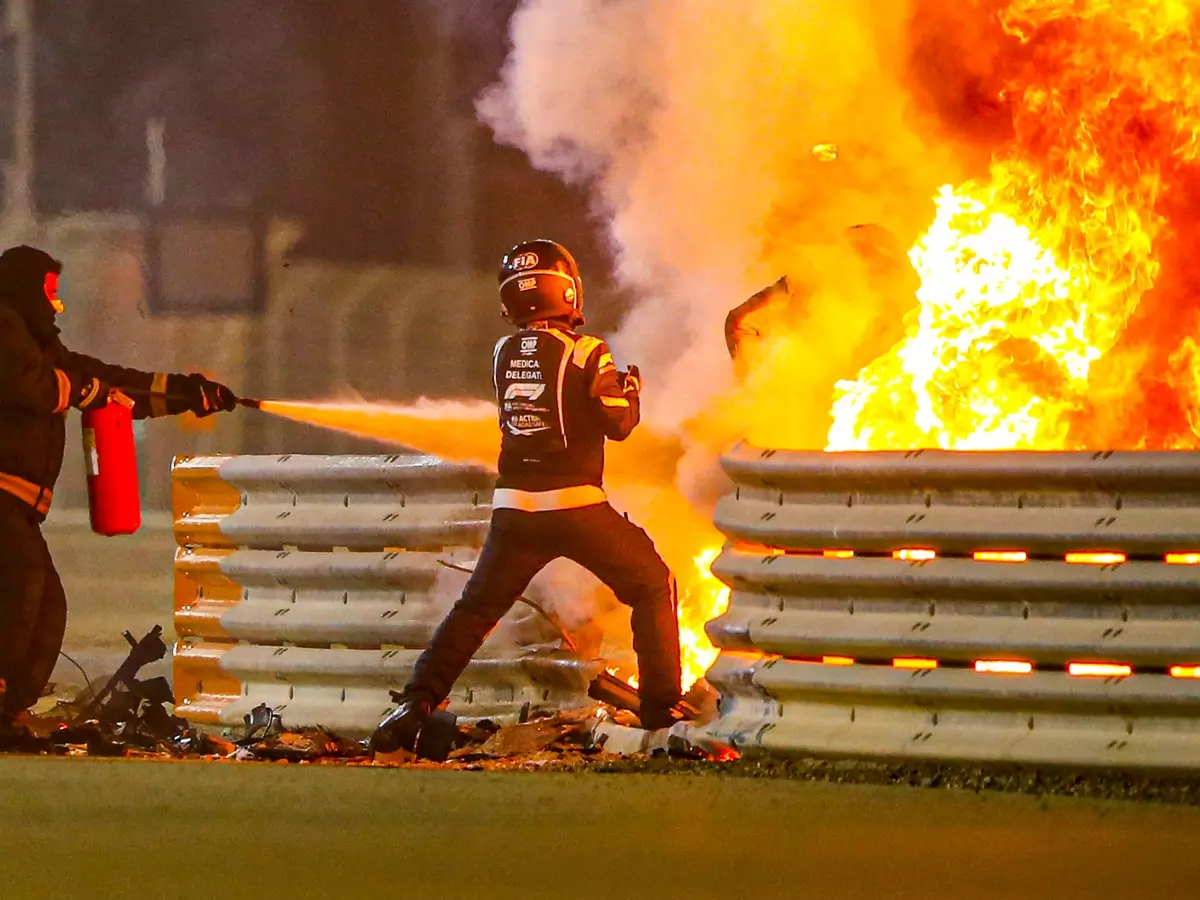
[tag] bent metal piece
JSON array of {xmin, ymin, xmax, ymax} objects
[
  {"xmin": 702, "ymin": 442, "xmax": 1200, "ymax": 771},
  {"xmin": 73, "ymin": 626, "xmax": 167, "ymax": 726}
]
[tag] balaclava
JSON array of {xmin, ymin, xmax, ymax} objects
[{"xmin": 0, "ymin": 245, "xmax": 63, "ymax": 346}]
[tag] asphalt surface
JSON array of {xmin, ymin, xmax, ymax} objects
[{"xmin": 1, "ymin": 756, "xmax": 1197, "ymax": 900}]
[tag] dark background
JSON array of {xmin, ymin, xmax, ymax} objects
[{"xmin": 30, "ymin": 0, "xmax": 609, "ymax": 274}]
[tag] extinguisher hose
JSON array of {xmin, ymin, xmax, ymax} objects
[{"xmin": 116, "ymin": 386, "xmax": 264, "ymax": 410}]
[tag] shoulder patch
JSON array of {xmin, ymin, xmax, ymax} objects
[{"xmin": 571, "ymin": 335, "xmax": 604, "ymax": 369}]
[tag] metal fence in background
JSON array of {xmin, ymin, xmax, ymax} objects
[{"xmin": 703, "ymin": 443, "xmax": 1200, "ymax": 769}]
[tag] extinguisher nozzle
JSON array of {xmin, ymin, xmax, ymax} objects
[{"xmin": 236, "ymin": 397, "xmax": 263, "ymax": 410}]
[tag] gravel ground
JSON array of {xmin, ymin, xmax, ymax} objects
[{"xmin": 589, "ymin": 754, "xmax": 1200, "ymax": 806}]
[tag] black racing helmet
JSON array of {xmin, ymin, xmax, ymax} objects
[{"xmin": 498, "ymin": 239, "xmax": 584, "ymax": 327}]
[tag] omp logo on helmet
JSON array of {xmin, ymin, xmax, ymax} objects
[
  {"xmin": 520, "ymin": 337, "xmax": 537, "ymax": 352},
  {"xmin": 511, "ymin": 252, "xmax": 539, "ymax": 270},
  {"xmin": 518, "ymin": 277, "xmax": 537, "ymax": 291},
  {"xmin": 504, "ymin": 383, "xmax": 546, "ymax": 401}
]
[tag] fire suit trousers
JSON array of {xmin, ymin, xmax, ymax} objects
[
  {"xmin": 0, "ymin": 492, "xmax": 67, "ymax": 722},
  {"xmin": 406, "ymin": 503, "xmax": 682, "ymax": 723}
]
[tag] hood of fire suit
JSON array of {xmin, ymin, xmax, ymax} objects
[{"xmin": 0, "ymin": 245, "xmax": 63, "ymax": 346}]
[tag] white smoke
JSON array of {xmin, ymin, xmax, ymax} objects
[{"xmin": 478, "ymin": 0, "xmax": 966, "ymax": 443}]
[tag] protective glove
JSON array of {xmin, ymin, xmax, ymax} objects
[
  {"xmin": 168, "ymin": 373, "xmax": 238, "ymax": 418},
  {"xmin": 72, "ymin": 376, "xmax": 112, "ymax": 412},
  {"xmin": 619, "ymin": 364, "xmax": 642, "ymax": 395}
]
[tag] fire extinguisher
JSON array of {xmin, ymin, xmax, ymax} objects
[{"xmin": 81, "ymin": 393, "xmax": 142, "ymax": 536}]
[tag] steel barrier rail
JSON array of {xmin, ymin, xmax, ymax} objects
[
  {"xmin": 173, "ymin": 453, "xmax": 496, "ymax": 550},
  {"xmin": 172, "ymin": 454, "xmax": 600, "ymax": 734},
  {"xmin": 703, "ymin": 442, "xmax": 1200, "ymax": 769}
]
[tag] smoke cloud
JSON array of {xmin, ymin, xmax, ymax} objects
[{"xmin": 477, "ymin": 0, "xmax": 972, "ymax": 468}]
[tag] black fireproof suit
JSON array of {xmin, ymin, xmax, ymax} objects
[
  {"xmin": 0, "ymin": 247, "xmax": 215, "ymax": 722},
  {"xmin": 404, "ymin": 322, "xmax": 683, "ymax": 726}
]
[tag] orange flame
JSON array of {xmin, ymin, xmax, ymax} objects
[
  {"xmin": 605, "ymin": 666, "xmax": 639, "ymax": 690},
  {"xmin": 679, "ymin": 546, "xmax": 732, "ymax": 691},
  {"xmin": 824, "ymin": 2, "xmax": 1200, "ymax": 452},
  {"xmin": 1068, "ymin": 662, "xmax": 1132, "ymax": 678},
  {"xmin": 973, "ymin": 551, "xmax": 1029, "ymax": 563},
  {"xmin": 1065, "ymin": 551, "xmax": 1127, "ymax": 565},
  {"xmin": 893, "ymin": 548, "xmax": 937, "ymax": 561},
  {"xmin": 975, "ymin": 659, "xmax": 1034, "ymax": 675}
]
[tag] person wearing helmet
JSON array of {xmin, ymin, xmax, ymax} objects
[
  {"xmin": 370, "ymin": 239, "xmax": 683, "ymax": 754},
  {"xmin": 0, "ymin": 245, "xmax": 239, "ymax": 729}
]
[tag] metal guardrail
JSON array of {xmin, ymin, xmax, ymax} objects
[
  {"xmin": 703, "ymin": 443, "xmax": 1200, "ymax": 769},
  {"xmin": 171, "ymin": 454, "xmax": 599, "ymax": 735}
]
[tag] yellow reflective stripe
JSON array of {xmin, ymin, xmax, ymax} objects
[
  {"xmin": 78, "ymin": 378, "xmax": 102, "ymax": 408},
  {"xmin": 571, "ymin": 335, "xmax": 603, "ymax": 369},
  {"xmin": 0, "ymin": 473, "xmax": 52, "ymax": 515},
  {"xmin": 150, "ymin": 372, "xmax": 170, "ymax": 417},
  {"xmin": 53, "ymin": 369, "xmax": 71, "ymax": 413},
  {"xmin": 600, "ymin": 396, "xmax": 630, "ymax": 408},
  {"xmin": 492, "ymin": 485, "xmax": 606, "ymax": 512}
]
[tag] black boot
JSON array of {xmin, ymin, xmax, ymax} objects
[{"xmin": 370, "ymin": 696, "xmax": 432, "ymax": 755}]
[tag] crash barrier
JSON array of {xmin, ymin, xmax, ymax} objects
[
  {"xmin": 704, "ymin": 443, "xmax": 1200, "ymax": 770},
  {"xmin": 172, "ymin": 454, "xmax": 598, "ymax": 735}
]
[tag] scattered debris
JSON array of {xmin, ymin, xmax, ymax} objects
[
  {"xmin": 236, "ymin": 703, "xmax": 286, "ymax": 746},
  {"xmin": 1, "ymin": 625, "xmax": 207, "ymax": 758},
  {"xmin": 0, "ymin": 625, "xmax": 734, "ymax": 769},
  {"xmin": 246, "ymin": 726, "xmax": 365, "ymax": 762},
  {"xmin": 480, "ymin": 718, "xmax": 564, "ymax": 757},
  {"xmin": 588, "ymin": 670, "xmax": 717, "ymax": 726}
]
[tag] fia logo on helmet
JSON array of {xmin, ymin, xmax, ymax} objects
[{"xmin": 511, "ymin": 252, "xmax": 539, "ymax": 270}]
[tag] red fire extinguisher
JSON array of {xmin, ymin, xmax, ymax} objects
[{"xmin": 82, "ymin": 392, "xmax": 142, "ymax": 536}]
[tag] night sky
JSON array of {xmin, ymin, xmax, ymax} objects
[{"xmin": 30, "ymin": 0, "xmax": 607, "ymax": 273}]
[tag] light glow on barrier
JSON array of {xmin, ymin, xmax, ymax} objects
[
  {"xmin": 974, "ymin": 659, "xmax": 1034, "ymax": 675},
  {"xmin": 1065, "ymin": 552, "xmax": 1127, "ymax": 565},
  {"xmin": 1067, "ymin": 662, "xmax": 1132, "ymax": 678},
  {"xmin": 893, "ymin": 657, "xmax": 939, "ymax": 670},
  {"xmin": 822, "ymin": 655, "xmax": 856, "ymax": 666},
  {"xmin": 708, "ymin": 443, "xmax": 1200, "ymax": 770},
  {"xmin": 893, "ymin": 548, "xmax": 937, "ymax": 562},
  {"xmin": 973, "ymin": 550, "xmax": 1029, "ymax": 563},
  {"xmin": 733, "ymin": 542, "xmax": 785, "ymax": 557},
  {"xmin": 823, "ymin": 549, "xmax": 856, "ymax": 559}
]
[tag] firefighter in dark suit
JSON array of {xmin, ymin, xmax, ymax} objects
[
  {"xmin": 0, "ymin": 245, "xmax": 238, "ymax": 727},
  {"xmin": 371, "ymin": 239, "xmax": 682, "ymax": 753}
]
